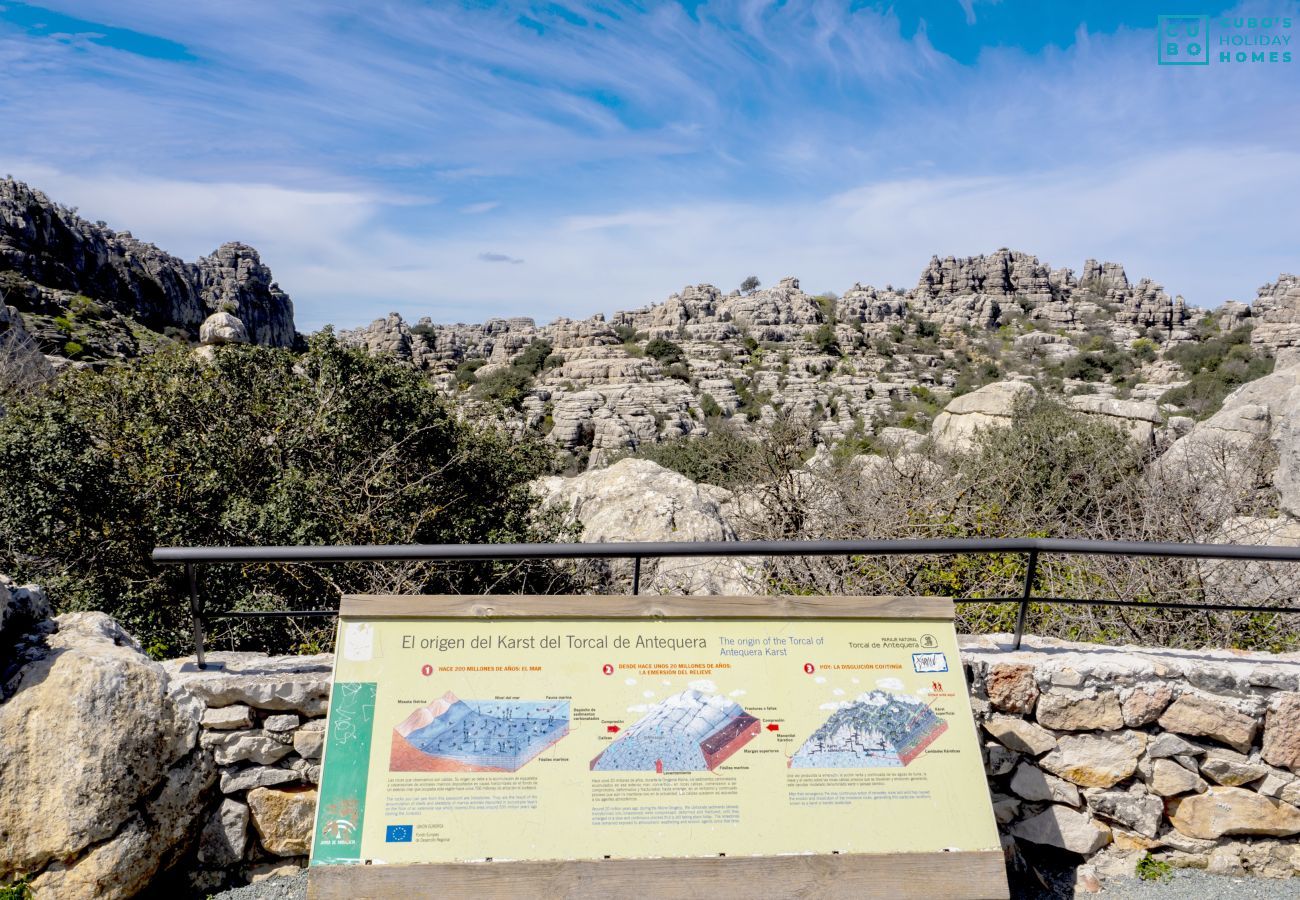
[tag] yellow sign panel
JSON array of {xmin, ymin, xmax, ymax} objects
[{"xmin": 310, "ymin": 612, "xmax": 999, "ymax": 866}]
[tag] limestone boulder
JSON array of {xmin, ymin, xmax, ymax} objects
[
  {"xmin": 248, "ymin": 785, "xmax": 317, "ymax": 856},
  {"xmin": 1036, "ymin": 688, "xmax": 1123, "ymax": 731},
  {"xmin": 930, "ymin": 381, "xmax": 1036, "ymax": 452},
  {"xmin": 983, "ymin": 715, "xmax": 1057, "ymax": 756},
  {"xmin": 985, "ymin": 663, "xmax": 1039, "ymax": 714},
  {"xmin": 0, "ymin": 611, "xmax": 212, "ymax": 897},
  {"xmin": 1011, "ymin": 805, "xmax": 1112, "ymax": 854},
  {"xmin": 1158, "ymin": 693, "xmax": 1258, "ymax": 754},
  {"xmin": 0, "ymin": 574, "xmax": 50, "ymax": 644},
  {"xmin": 164, "ymin": 652, "xmax": 334, "ymax": 716},
  {"xmin": 1067, "ymin": 395, "xmax": 1161, "ymax": 446},
  {"xmin": 532, "ymin": 457, "xmax": 755, "ymax": 594},
  {"xmin": 1262, "ymin": 692, "xmax": 1300, "ymax": 771},
  {"xmin": 1167, "ymin": 786, "xmax": 1300, "ymax": 839},
  {"xmin": 1009, "ymin": 762, "xmax": 1081, "ymax": 806},
  {"xmin": 1148, "ymin": 758, "xmax": 1207, "ymax": 797},
  {"xmin": 1039, "ymin": 731, "xmax": 1147, "ymax": 788},
  {"xmin": 198, "ymin": 311, "xmax": 249, "ymax": 345}
]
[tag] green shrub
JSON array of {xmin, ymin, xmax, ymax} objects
[
  {"xmin": 514, "ymin": 339, "xmax": 554, "ymax": 375},
  {"xmin": 1135, "ymin": 854, "xmax": 1172, "ymax": 882},
  {"xmin": 0, "ymin": 876, "xmax": 32, "ymax": 900},
  {"xmin": 473, "ymin": 364, "xmax": 533, "ymax": 407},
  {"xmin": 699, "ymin": 393, "xmax": 723, "ymax": 419},
  {"xmin": 740, "ymin": 275, "xmax": 760, "ymax": 294},
  {"xmin": 645, "ymin": 338, "xmax": 685, "ymax": 367},
  {"xmin": 811, "ymin": 323, "xmax": 839, "ymax": 356},
  {"xmin": 454, "ymin": 357, "xmax": 486, "ymax": 386},
  {"xmin": 63, "ymin": 341, "xmax": 84, "ymax": 357},
  {"xmin": 1160, "ymin": 324, "xmax": 1274, "ymax": 417},
  {"xmin": 0, "ymin": 333, "xmax": 564, "ymax": 655}
]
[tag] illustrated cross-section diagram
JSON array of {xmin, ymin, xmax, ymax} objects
[
  {"xmin": 790, "ymin": 690, "xmax": 947, "ymax": 768},
  {"xmin": 590, "ymin": 689, "xmax": 760, "ymax": 772},
  {"xmin": 390, "ymin": 691, "xmax": 570, "ymax": 772}
]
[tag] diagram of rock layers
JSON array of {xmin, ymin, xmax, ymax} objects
[
  {"xmin": 390, "ymin": 691, "xmax": 570, "ymax": 772},
  {"xmin": 790, "ymin": 690, "xmax": 947, "ymax": 768},
  {"xmin": 590, "ymin": 689, "xmax": 761, "ymax": 772}
]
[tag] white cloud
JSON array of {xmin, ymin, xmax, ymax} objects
[
  {"xmin": 814, "ymin": 676, "xmax": 827, "ymax": 684},
  {"xmin": 642, "ymin": 690, "xmax": 655, "ymax": 698},
  {"xmin": 688, "ymin": 679, "xmax": 718, "ymax": 693},
  {"xmin": 832, "ymin": 688, "xmax": 845, "ymax": 696},
  {"xmin": 461, "ymin": 201, "xmax": 500, "ymax": 214},
  {"xmin": 876, "ymin": 677, "xmax": 905, "ymax": 691},
  {"xmin": 728, "ymin": 689, "xmax": 746, "ymax": 697},
  {"xmin": 624, "ymin": 678, "xmax": 637, "ymax": 686}
]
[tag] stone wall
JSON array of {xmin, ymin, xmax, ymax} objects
[
  {"xmin": 162, "ymin": 653, "xmax": 334, "ymax": 892},
  {"xmin": 962, "ymin": 634, "xmax": 1300, "ymax": 890},
  {"xmin": 7, "ymin": 599, "xmax": 1300, "ymax": 897}
]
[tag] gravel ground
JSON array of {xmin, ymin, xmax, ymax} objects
[
  {"xmin": 206, "ymin": 870, "xmax": 307, "ymax": 900},
  {"xmin": 1087, "ymin": 870, "xmax": 1300, "ymax": 899}
]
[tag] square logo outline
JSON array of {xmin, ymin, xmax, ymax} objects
[{"xmin": 1158, "ymin": 14, "xmax": 1211, "ymax": 65}]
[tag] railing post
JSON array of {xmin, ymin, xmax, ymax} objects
[
  {"xmin": 187, "ymin": 563, "xmax": 207, "ymax": 669},
  {"xmin": 631, "ymin": 556, "xmax": 642, "ymax": 595},
  {"xmin": 1012, "ymin": 550, "xmax": 1038, "ymax": 651}
]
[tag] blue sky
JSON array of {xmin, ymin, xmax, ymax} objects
[{"xmin": 1, "ymin": 1, "xmax": 1298, "ymax": 330}]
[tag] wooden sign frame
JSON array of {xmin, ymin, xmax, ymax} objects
[{"xmin": 307, "ymin": 595, "xmax": 1010, "ymax": 900}]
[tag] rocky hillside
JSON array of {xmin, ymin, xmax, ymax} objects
[
  {"xmin": 340, "ymin": 249, "xmax": 1297, "ymax": 461},
  {"xmin": 0, "ymin": 178, "xmax": 296, "ymax": 368}
]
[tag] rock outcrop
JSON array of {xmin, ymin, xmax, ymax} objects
[
  {"xmin": 0, "ymin": 178, "xmax": 296, "ymax": 364},
  {"xmin": 0, "ymin": 609, "xmax": 211, "ymax": 898},
  {"xmin": 532, "ymin": 457, "xmax": 756, "ymax": 594}
]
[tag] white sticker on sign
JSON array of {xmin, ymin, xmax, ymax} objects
[
  {"xmin": 912, "ymin": 651, "xmax": 948, "ymax": 673},
  {"xmin": 343, "ymin": 622, "xmax": 375, "ymax": 661}
]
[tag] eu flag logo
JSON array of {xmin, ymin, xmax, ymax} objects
[{"xmin": 385, "ymin": 824, "xmax": 413, "ymax": 843}]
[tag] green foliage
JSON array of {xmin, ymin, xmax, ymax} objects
[
  {"xmin": 63, "ymin": 341, "xmax": 84, "ymax": 357},
  {"xmin": 1131, "ymin": 337, "xmax": 1158, "ymax": 362},
  {"xmin": 811, "ymin": 323, "xmax": 839, "ymax": 356},
  {"xmin": 1135, "ymin": 854, "xmax": 1173, "ymax": 883},
  {"xmin": 0, "ymin": 877, "xmax": 32, "ymax": 900},
  {"xmin": 613, "ymin": 323, "xmax": 639, "ymax": 343},
  {"xmin": 645, "ymin": 338, "xmax": 685, "ymax": 367},
  {"xmin": 514, "ymin": 339, "xmax": 554, "ymax": 376},
  {"xmin": 698, "ymin": 394, "xmax": 723, "ymax": 419},
  {"xmin": 454, "ymin": 357, "xmax": 486, "ymax": 386},
  {"xmin": 914, "ymin": 318, "xmax": 940, "ymax": 339},
  {"xmin": 740, "ymin": 275, "xmax": 760, "ymax": 294},
  {"xmin": 813, "ymin": 293, "xmax": 836, "ymax": 321},
  {"xmin": 1057, "ymin": 335, "xmax": 1136, "ymax": 384},
  {"xmin": 410, "ymin": 322, "xmax": 436, "ymax": 337},
  {"xmin": 472, "ymin": 365, "xmax": 533, "ymax": 407},
  {"xmin": 0, "ymin": 333, "xmax": 563, "ymax": 656},
  {"xmin": 1160, "ymin": 324, "xmax": 1274, "ymax": 418}
]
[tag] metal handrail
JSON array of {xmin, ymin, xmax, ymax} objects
[{"xmin": 151, "ymin": 537, "xmax": 1300, "ymax": 668}]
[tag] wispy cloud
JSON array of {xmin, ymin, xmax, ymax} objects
[
  {"xmin": 0, "ymin": 1, "xmax": 1297, "ymax": 330},
  {"xmin": 478, "ymin": 251, "xmax": 524, "ymax": 265}
]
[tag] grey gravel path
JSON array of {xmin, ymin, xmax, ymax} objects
[{"xmin": 206, "ymin": 870, "xmax": 307, "ymax": 900}]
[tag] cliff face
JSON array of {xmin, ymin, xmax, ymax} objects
[{"xmin": 0, "ymin": 178, "xmax": 296, "ymax": 359}]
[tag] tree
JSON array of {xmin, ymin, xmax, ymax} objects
[
  {"xmin": 645, "ymin": 337, "xmax": 685, "ymax": 367},
  {"xmin": 740, "ymin": 275, "xmax": 760, "ymax": 295},
  {"xmin": 0, "ymin": 332, "xmax": 572, "ymax": 656}
]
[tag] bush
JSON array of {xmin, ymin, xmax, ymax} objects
[
  {"xmin": 645, "ymin": 338, "xmax": 685, "ymax": 367},
  {"xmin": 0, "ymin": 333, "xmax": 566, "ymax": 656},
  {"xmin": 454, "ymin": 357, "xmax": 486, "ymax": 386},
  {"xmin": 740, "ymin": 275, "xmax": 760, "ymax": 294},
  {"xmin": 472, "ymin": 364, "xmax": 533, "ymax": 407},
  {"xmin": 811, "ymin": 323, "xmax": 839, "ymax": 356},
  {"xmin": 699, "ymin": 393, "xmax": 723, "ymax": 418},
  {"xmin": 514, "ymin": 339, "xmax": 554, "ymax": 375},
  {"xmin": 1161, "ymin": 324, "xmax": 1273, "ymax": 417}
]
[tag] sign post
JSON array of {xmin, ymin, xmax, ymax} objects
[{"xmin": 307, "ymin": 594, "xmax": 1009, "ymax": 899}]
